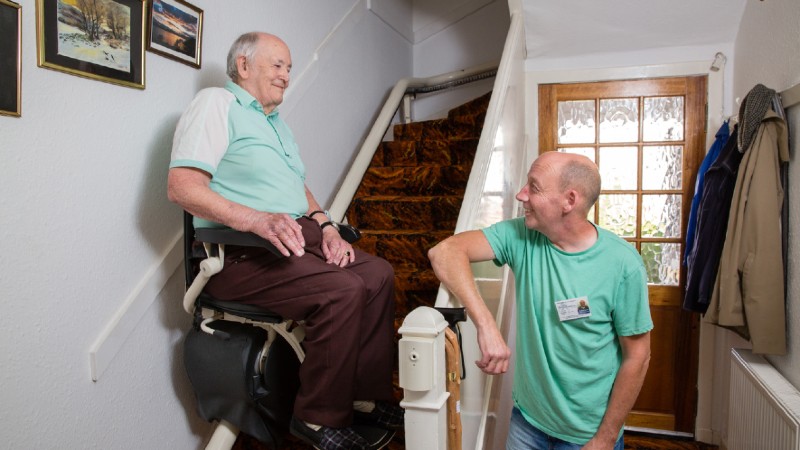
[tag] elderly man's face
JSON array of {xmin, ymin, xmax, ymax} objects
[{"xmin": 238, "ymin": 36, "xmax": 292, "ymax": 113}]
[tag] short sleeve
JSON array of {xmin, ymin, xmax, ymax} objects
[
  {"xmin": 170, "ymin": 88, "xmax": 233, "ymax": 175},
  {"xmin": 482, "ymin": 217, "xmax": 527, "ymax": 267},
  {"xmin": 613, "ymin": 262, "xmax": 653, "ymax": 336}
]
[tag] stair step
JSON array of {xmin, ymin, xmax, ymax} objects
[
  {"xmin": 393, "ymin": 112, "xmax": 484, "ymax": 142},
  {"xmin": 355, "ymin": 165, "xmax": 470, "ymax": 196},
  {"xmin": 393, "ymin": 267, "xmax": 441, "ymax": 318},
  {"xmin": 448, "ymin": 91, "xmax": 492, "ymax": 118},
  {"xmin": 347, "ymin": 195, "xmax": 463, "ymax": 231},
  {"xmin": 375, "ymin": 138, "xmax": 479, "ymax": 168},
  {"xmin": 354, "ymin": 230, "xmax": 452, "ymax": 268}
]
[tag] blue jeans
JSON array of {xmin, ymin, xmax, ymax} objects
[{"xmin": 506, "ymin": 407, "xmax": 624, "ymax": 450}]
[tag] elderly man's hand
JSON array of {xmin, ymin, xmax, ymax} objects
[
  {"xmin": 321, "ymin": 226, "xmax": 354, "ymax": 267},
  {"xmin": 249, "ymin": 211, "xmax": 305, "ymax": 257}
]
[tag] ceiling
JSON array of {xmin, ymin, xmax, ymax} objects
[{"xmin": 522, "ymin": 0, "xmax": 748, "ymax": 62}]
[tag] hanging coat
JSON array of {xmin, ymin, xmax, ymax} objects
[{"xmin": 705, "ymin": 108, "xmax": 789, "ymax": 355}]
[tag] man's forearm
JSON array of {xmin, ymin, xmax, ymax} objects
[{"xmin": 591, "ymin": 334, "xmax": 650, "ymax": 447}]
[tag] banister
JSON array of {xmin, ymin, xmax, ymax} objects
[{"xmin": 328, "ymin": 62, "xmax": 498, "ymax": 222}]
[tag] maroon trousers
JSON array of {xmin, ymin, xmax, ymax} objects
[{"xmin": 204, "ymin": 217, "xmax": 395, "ymax": 428}]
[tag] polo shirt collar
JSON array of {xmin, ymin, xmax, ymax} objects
[{"xmin": 225, "ymin": 80, "xmax": 279, "ymax": 117}]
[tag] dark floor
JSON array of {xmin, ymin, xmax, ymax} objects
[
  {"xmin": 232, "ymin": 429, "xmax": 719, "ymax": 449},
  {"xmin": 624, "ymin": 431, "xmax": 719, "ymax": 449}
]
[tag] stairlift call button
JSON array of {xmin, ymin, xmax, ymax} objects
[{"xmin": 398, "ymin": 337, "xmax": 434, "ymax": 391}]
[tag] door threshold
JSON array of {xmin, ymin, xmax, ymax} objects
[{"xmin": 624, "ymin": 426, "xmax": 694, "ymax": 439}]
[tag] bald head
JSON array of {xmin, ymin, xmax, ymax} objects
[{"xmin": 536, "ymin": 152, "xmax": 601, "ymax": 214}]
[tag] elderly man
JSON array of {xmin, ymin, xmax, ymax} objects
[
  {"xmin": 429, "ymin": 152, "xmax": 652, "ymax": 450},
  {"xmin": 168, "ymin": 32, "xmax": 401, "ymax": 450}
]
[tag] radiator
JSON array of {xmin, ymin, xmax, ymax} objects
[{"xmin": 728, "ymin": 348, "xmax": 800, "ymax": 450}]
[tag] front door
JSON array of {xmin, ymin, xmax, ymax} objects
[{"xmin": 538, "ymin": 76, "xmax": 707, "ymax": 433}]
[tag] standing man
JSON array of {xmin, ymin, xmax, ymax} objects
[
  {"xmin": 168, "ymin": 32, "xmax": 402, "ymax": 450},
  {"xmin": 428, "ymin": 152, "xmax": 652, "ymax": 449}
]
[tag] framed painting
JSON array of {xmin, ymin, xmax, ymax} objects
[
  {"xmin": 0, "ymin": 0, "xmax": 21, "ymax": 117},
  {"xmin": 35, "ymin": 0, "xmax": 146, "ymax": 89},
  {"xmin": 147, "ymin": 0, "xmax": 202, "ymax": 69}
]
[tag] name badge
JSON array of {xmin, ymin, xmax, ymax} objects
[{"xmin": 555, "ymin": 296, "xmax": 591, "ymax": 321}]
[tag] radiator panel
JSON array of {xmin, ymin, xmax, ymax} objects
[{"xmin": 728, "ymin": 349, "xmax": 800, "ymax": 450}]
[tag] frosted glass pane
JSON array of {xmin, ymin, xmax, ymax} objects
[
  {"xmin": 599, "ymin": 147, "xmax": 637, "ymax": 190},
  {"xmin": 642, "ymin": 146, "xmax": 683, "ymax": 190},
  {"xmin": 641, "ymin": 194, "xmax": 681, "ymax": 238},
  {"xmin": 599, "ymin": 98, "xmax": 638, "ymax": 143},
  {"xmin": 558, "ymin": 100, "xmax": 595, "ymax": 144},
  {"xmin": 641, "ymin": 242, "xmax": 680, "ymax": 286},
  {"xmin": 558, "ymin": 147, "xmax": 595, "ymax": 162},
  {"xmin": 598, "ymin": 194, "xmax": 637, "ymax": 237},
  {"xmin": 643, "ymin": 96, "xmax": 684, "ymax": 142}
]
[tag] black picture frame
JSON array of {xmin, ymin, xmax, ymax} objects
[
  {"xmin": 36, "ymin": 0, "xmax": 146, "ymax": 89},
  {"xmin": 0, "ymin": 0, "xmax": 21, "ymax": 117},
  {"xmin": 147, "ymin": 0, "xmax": 202, "ymax": 69}
]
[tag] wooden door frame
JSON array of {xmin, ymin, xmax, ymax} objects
[{"xmin": 526, "ymin": 62, "xmax": 725, "ymax": 442}]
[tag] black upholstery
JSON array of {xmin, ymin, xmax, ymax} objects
[{"xmin": 184, "ymin": 315, "xmax": 300, "ymax": 447}]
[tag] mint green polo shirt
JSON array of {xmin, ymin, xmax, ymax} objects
[
  {"xmin": 483, "ymin": 218, "xmax": 653, "ymax": 444},
  {"xmin": 170, "ymin": 81, "xmax": 308, "ymax": 228}
]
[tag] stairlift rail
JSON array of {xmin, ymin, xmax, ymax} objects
[{"xmin": 327, "ymin": 62, "xmax": 498, "ymax": 222}]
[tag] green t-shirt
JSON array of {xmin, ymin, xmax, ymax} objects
[
  {"xmin": 483, "ymin": 217, "xmax": 653, "ymax": 444},
  {"xmin": 170, "ymin": 81, "xmax": 308, "ymax": 228}
]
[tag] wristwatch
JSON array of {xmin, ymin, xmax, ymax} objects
[{"xmin": 321, "ymin": 221, "xmax": 339, "ymax": 231}]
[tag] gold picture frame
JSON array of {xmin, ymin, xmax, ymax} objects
[
  {"xmin": 147, "ymin": 0, "xmax": 202, "ymax": 69},
  {"xmin": 36, "ymin": 0, "xmax": 146, "ymax": 89},
  {"xmin": 0, "ymin": 0, "xmax": 21, "ymax": 117}
]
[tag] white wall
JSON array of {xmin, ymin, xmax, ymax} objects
[
  {"xmin": 411, "ymin": 0, "xmax": 509, "ymax": 120},
  {"xmin": 0, "ymin": 1, "xmax": 410, "ymax": 448}
]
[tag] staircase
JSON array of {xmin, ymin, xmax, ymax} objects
[
  {"xmin": 347, "ymin": 91, "xmax": 491, "ymax": 330},
  {"xmin": 232, "ymin": 91, "xmax": 491, "ymax": 450}
]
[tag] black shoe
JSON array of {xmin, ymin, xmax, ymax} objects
[
  {"xmin": 351, "ymin": 424, "xmax": 394, "ymax": 449},
  {"xmin": 290, "ymin": 416, "xmax": 393, "ymax": 450},
  {"xmin": 353, "ymin": 401, "xmax": 405, "ymax": 431}
]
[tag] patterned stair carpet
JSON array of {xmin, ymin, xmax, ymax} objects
[{"xmin": 347, "ymin": 91, "xmax": 490, "ymax": 327}]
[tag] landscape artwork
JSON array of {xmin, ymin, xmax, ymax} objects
[
  {"xmin": 147, "ymin": 0, "xmax": 202, "ymax": 68},
  {"xmin": 57, "ymin": 0, "xmax": 131, "ymax": 72},
  {"xmin": 36, "ymin": 0, "xmax": 145, "ymax": 88}
]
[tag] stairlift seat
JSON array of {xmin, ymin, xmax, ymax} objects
[{"xmin": 181, "ymin": 211, "xmax": 365, "ymax": 450}]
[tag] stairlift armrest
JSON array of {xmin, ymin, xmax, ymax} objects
[
  {"xmin": 195, "ymin": 228, "xmax": 284, "ymax": 256},
  {"xmin": 336, "ymin": 223, "xmax": 361, "ymax": 244},
  {"xmin": 197, "ymin": 224, "xmax": 360, "ymax": 247},
  {"xmin": 184, "ymin": 225, "xmax": 359, "ymax": 315}
]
